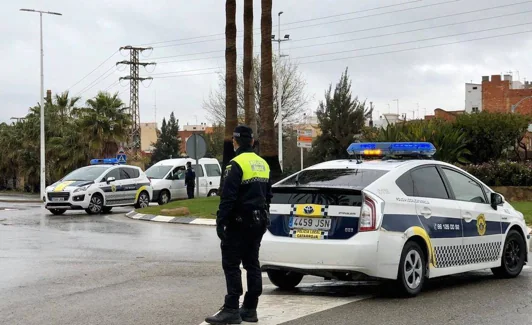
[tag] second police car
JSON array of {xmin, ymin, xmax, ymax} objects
[
  {"xmin": 260, "ymin": 142, "xmax": 531, "ymax": 296},
  {"xmin": 44, "ymin": 158, "xmax": 153, "ymax": 215}
]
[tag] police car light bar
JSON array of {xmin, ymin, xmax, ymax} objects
[
  {"xmin": 90, "ymin": 158, "xmax": 120, "ymax": 165},
  {"xmin": 347, "ymin": 142, "xmax": 436, "ymax": 157}
]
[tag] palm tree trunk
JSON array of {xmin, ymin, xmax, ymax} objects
[
  {"xmin": 260, "ymin": 0, "xmax": 282, "ymax": 180},
  {"xmin": 243, "ymin": 0, "xmax": 258, "ymax": 152},
  {"xmin": 221, "ymin": 0, "xmax": 238, "ymax": 190}
]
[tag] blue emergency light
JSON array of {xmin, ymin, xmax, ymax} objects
[
  {"xmin": 90, "ymin": 158, "xmax": 120, "ymax": 165},
  {"xmin": 347, "ymin": 142, "xmax": 436, "ymax": 158}
]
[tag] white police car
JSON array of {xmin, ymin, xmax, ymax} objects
[
  {"xmin": 45, "ymin": 158, "xmax": 153, "ymax": 215},
  {"xmin": 260, "ymin": 142, "xmax": 530, "ymax": 296}
]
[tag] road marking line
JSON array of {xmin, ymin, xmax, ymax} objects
[{"xmin": 200, "ymin": 272, "xmax": 370, "ymax": 325}]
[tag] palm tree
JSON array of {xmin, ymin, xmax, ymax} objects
[
  {"xmin": 260, "ymin": 0, "xmax": 282, "ymax": 179},
  {"xmin": 243, "ymin": 0, "xmax": 257, "ymax": 146},
  {"xmin": 76, "ymin": 91, "xmax": 131, "ymax": 158},
  {"xmin": 220, "ymin": 0, "xmax": 238, "ymax": 189},
  {"xmin": 54, "ymin": 91, "xmax": 81, "ymax": 131}
]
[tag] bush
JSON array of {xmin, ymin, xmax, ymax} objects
[{"xmin": 459, "ymin": 161, "xmax": 532, "ymax": 187}]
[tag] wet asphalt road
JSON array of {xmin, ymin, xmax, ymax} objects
[{"xmin": 1, "ymin": 202, "xmax": 532, "ymax": 325}]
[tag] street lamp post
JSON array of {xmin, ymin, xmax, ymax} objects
[
  {"xmin": 273, "ymin": 11, "xmax": 289, "ymax": 171},
  {"xmin": 20, "ymin": 8, "xmax": 62, "ymax": 200}
]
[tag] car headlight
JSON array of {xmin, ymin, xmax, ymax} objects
[{"xmin": 74, "ymin": 186, "xmax": 89, "ymax": 193}]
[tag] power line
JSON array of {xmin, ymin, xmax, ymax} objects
[
  {"xmin": 66, "ymin": 50, "xmax": 118, "ymax": 91},
  {"xmin": 293, "ymin": 21, "xmax": 532, "ymax": 61},
  {"xmin": 75, "ymin": 65, "xmax": 116, "ymax": 97},
  {"xmin": 147, "ymin": 67, "xmax": 221, "ymax": 76},
  {"xmin": 288, "ymin": 9, "xmax": 532, "ymax": 52},
  {"xmin": 154, "ymin": 72, "xmax": 219, "ymax": 79},
  {"xmin": 148, "ymin": 1, "xmax": 531, "ymax": 62},
  {"xmin": 150, "ymin": 0, "xmax": 460, "ymax": 49},
  {"xmin": 103, "ymin": 80, "xmax": 120, "ymax": 92},
  {"xmin": 285, "ymin": 0, "xmax": 461, "ymax": 32},
  {"xmin": 297, "ymin": 28, "xmax": 532, "ymax": 65},
  {"xmin": 137, "ymin": 0, "xmax": 425, "ymax": 46},
  {"xmin": 293, "ymin": 0, "xmax": 532, "ymax": 42}
]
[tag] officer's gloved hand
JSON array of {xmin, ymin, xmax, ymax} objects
[{"xmin": 216, "ymin": 224, "xmax": 226, "ymax": 241}]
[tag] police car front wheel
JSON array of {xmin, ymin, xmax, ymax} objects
[
  {"xmin": 491, "ymin": 229, "xmax": 526, "ymax": 278},
  {"xmin": 395, "ymin": 241, "xmax": 426, "ymax": 297},
  {"xmin": 86, "ymin": 194, "xmax": 104, "ymax": 215}
]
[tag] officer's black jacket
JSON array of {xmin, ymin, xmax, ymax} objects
[
  {"xmin": 185, "ymin": 168, "xmax": 195, "ymax": 187},
  {"xmin": 217, "ymin": 146, "xmax": 273, "ymax": 227}
]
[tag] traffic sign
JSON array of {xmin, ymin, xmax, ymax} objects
[
  {"xmin": 186, "ymin": 134, "xmax": 207, "ymax": 199},
  {"xmin": 297, "ymin": 129, "xmax": 314, "ymax": 149},
  {"xmin": 186, "ymin": 134, "xmax": 207, "ymax": 160},
  {"xmin": 116, "ymin": 148, "xmax": 127, "ymax": 164}
]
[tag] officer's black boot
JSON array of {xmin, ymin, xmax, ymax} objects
[
  {"xmin": 239, "ymin": 308, "xmax": 258, "ymax": 322},
  {"xmin": 205, "ymin": 306, "xmax": 242, "ymax": 325}
]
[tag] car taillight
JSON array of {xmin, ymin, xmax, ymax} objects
[{"xmin": 359, "ymin": 196, "xmax": 377, "ymax": 232}]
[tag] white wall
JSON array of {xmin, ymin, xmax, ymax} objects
[{"xmin": 465, "ymin": 83, "xmax": 482, "ymax": 113}]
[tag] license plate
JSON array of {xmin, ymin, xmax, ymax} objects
[
  {"xmin": 289, "ymin": 217, "xmax": 331, "ymax": 231},
  {"xmin": 294, "ymin": 229, "xmax": 322, "ymax": 240},
  {"xmin": 52, "ymin": 197, "xmax": 65, "ymax": 202}
]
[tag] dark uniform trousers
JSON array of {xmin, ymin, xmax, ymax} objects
[
  {"xmin": 187, "ymin": 186, "xmax": 195, "ymax": 199},
  {"xmin": 221, "ymin": 221, "xmax": 265, "ymax": 310}
]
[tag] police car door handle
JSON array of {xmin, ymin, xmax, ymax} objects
[
  {"xmin": 462, "ymin": 212, "xmax": 473, "ymax": 222},
  {"xmin": 420, "ymin": 207, "xmax": 432, "ymax": 217}
]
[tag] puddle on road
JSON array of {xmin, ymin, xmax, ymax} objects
[{"xmin": 0, "ymin": 208, "xmax": 18, "ymax": 211}]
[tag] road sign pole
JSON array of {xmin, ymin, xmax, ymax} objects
[
  {"xmin": 195, "ymin": 133, "xmax": 199, "ymax": 198},
  {"xmin": 300, "ymin": 147, "xmax": 304, "ymax": 170}
]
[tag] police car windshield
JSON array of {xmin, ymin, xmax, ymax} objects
[
  {"xmin": 278, "ymin": 168, "xmax": 388, "ymax": 190},
  {"xmin": 145, "ymin": 165, "xmax": 173, "ymax": 179},
  {"xmin": 62, "ymin": 166, "xmax": 110, "ymax": 181}
]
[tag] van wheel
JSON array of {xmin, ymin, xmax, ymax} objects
[
  {"xmin": 492, "ymin": 229, "xmax": 526, "ymax": 278},
  {"xmin": 158, "ymin": 190, "xmax": 170, "ymax": 205},
  {"xmin": 266, "ymin": 270, "xmax": 304, "ymax": 290},
  {"xmin": 395, "ymin": 241, "xmax": 426, "ymax": 297},
  {"xmin": 135, "ymin": 191, "xmax": 150, "ymax": 209},
  {"xmin": 207, "ymin": 189, "xmax": 218, "ymax": 197}
]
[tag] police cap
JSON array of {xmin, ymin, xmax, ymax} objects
[{"xmin": 233, "ymin": 125, "xmax": 253, "ymax": 139}]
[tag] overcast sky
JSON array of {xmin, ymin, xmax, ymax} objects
[{"xmin": 3, "ymin": 0, "xmax": 532, "ymax": 127}]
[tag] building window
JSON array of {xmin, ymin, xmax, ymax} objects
[
  {"xmin": 472, "ymin": 87, "xmax": 478, "ymax": 90},
  {"xmin": 472, "ymin": 107, "xmax": 479, "ymax": 113}
]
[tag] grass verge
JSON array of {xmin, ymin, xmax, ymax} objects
[
  {"xmin": 510, "ymin": 201, "xmax": 532, "ymax": 226},
  {"xmin": 136, "ymin": 196, "xmax": 220, "ymax": 219}
]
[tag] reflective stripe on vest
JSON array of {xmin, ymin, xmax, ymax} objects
[{"xmin": 231, "ymin": 153, "xmax": 270, "ymax": 184}]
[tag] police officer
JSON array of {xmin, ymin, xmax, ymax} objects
[
  {"xmin": 185, "ymin": 161, "xmax": 195, "ymax": 199},
  {"xmin": 205, "ymin": 125, "xmax": 272, "ymax": 325}
]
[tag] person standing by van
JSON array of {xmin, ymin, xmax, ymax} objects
[{"xmin": 185, "ymin": 161, "xmax": 195, "ymax": 199}]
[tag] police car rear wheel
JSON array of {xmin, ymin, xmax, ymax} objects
[
  {"xmin": 86, "ymin": 194, "xmax": 103, "ymax": 215},
  {"xmin": 396, "ymin": 241, "xmax": 426, "ymax": 297},
  {"xmin": 266, "ymin": 270, "xmax": 304, "ymax": 290},
  {"xmin": 208, "ymin": 190, "xmax": 218, "ymax": 197},
  {"xmin": 135, "ymin": 191, "xmax": 150, "ymax": 209},
  {"xmin": 491, "ymin": 230, "xmax": 526, "ymax": 278},
  {"xmin": 48, "ymin": 209, "xmax": 66, "ymax": 215}
]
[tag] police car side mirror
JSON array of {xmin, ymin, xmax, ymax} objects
[
  {"xmin": 491, "ymin": 192, "xmax": 504, "ymax": 210},
  {"xmin": 106, "ymin": 176, "xmax": 116, "ymax": 184}
]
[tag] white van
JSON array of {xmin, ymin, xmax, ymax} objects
[{"xmin": 145, "ymin": 157, "xmax": 222, "ymax": 205}]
